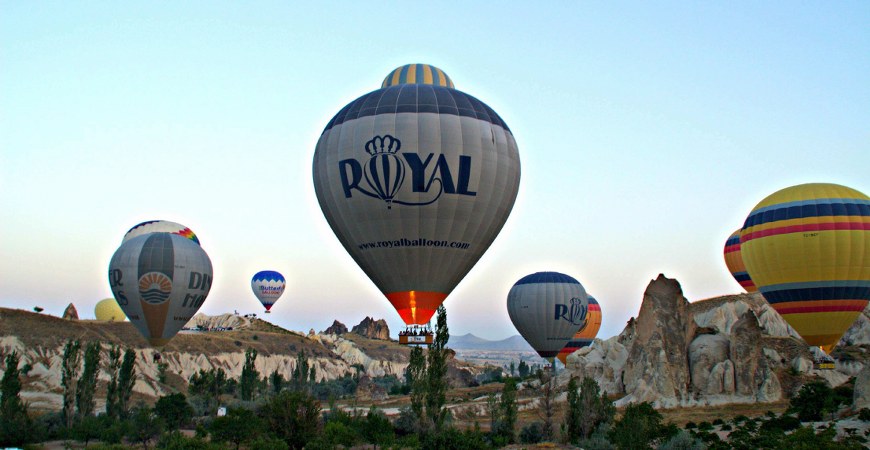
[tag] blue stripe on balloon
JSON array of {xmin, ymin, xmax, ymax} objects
[
  {"xmin": 761, "ymin": 286, "xmax": 870, "ymax": 303},
  {"xmin": 323, "ymin": 85, "xmax": 510, "ymax": 134},
  {"xmin": 514, "ymin": 272, "xmax": 580, "ymax": 286},
  {"xmin": 252, "ymin": 271, "xmax": 284, "ymax": 283},
  {"xmin": 744, "ymin": 200, "xmax": 870, "ymax": 228}
]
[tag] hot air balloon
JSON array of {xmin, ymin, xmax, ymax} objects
[
  {"xmin": 251, "ymin": 270, "xmax": 286, "ymax": 313},
  {"xmin": 95, "ymin": 297, "xmax": 126, "ymax": 322},
  {"xmin": 723, "ymin": 229, "xmax": 757, "ymax": 293},
  {"xmin": 123, "ymin": 220, "xmax": 200, "ymax": 245},
  {"xmin": 108, "ymin": 232, "xmax": 213, "ymax": 347},
  {"xmin": 740, "ymin": 183, "xmax": 870, "ymax": 354},
  {"xmin": 313, "ymin": 63, "xmax": 521, "ymax": 333},
  {"xmin": 556, "ymin": 296, "xmax": 601, "ymax": 365},
  {"xmin": 507, "ymin": 272, "xmax": 589, "ymax": 365}
]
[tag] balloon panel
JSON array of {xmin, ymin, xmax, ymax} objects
[
  {"xmin": 507, "ymin": 272, "xmax": 588, "ymax": 359},
  {"xmin": 251, "ymin": 270, "xmax": 286, "ymax": 311},
  {"xmin": 740, "ymin": 183, "xmax": 870, "ymax": 351},
  {"xmin": 723, "ymin": 229, "xmax": 757, "ymax": 292},
  {"xmin": 109, "ymin": 233, "xmax": 213, "ymax": 347},
  {"xmin": 94, "ymin": 298, "xmax": 126, "ymax": 322},
  {"xmin": 314, "ymin": 83, "xmax": 520, "ymax": 325},
  {"xmin": 382, "ymin": 64, "xmax": 455, "ymax": 89},
  {"xmin": 123, "ymin": 220, "xmax": 200, "ymax": 245},
  {"xmin": 557, "ymin": 296, "xmax": 601, "ymax": 365}
]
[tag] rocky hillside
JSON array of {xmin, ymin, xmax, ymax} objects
[
  {"xmin": 561, "ymin": 274, "xmax": 870, "ymax": 408},
  {"xmin": 0, "ymin": 309, "xmax": 482, "ymax": 411}
]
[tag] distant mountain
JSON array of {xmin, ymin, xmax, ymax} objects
[{"xmin": 449, "ymin": 333, "xmax": 535, "ymax": 351}]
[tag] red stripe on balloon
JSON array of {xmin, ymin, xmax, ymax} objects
[
  {"xmin": 776, "ymin": 305, "xmax": 867, "ymax": 314},
  {"xmin": 742, "ymin": 222, "xmax": 870, "ymax": 242}
]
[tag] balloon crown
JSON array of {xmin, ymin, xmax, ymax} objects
[{"xmin": 365, "ymin": 135, "xmax": 401, "ymax": 156}]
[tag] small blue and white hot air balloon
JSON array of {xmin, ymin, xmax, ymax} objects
[{"xmin": 251, "ymin": 271, "xmax": 286, "ymax": 313}]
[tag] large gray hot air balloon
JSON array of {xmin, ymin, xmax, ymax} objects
[
  {"xmin": 108, "ymin": 233, "xmax": 213, "ymax": 347},
  {"xmin": 507, "ymin": 272, "xmax": 589, "ymax": 364},
  {"xmin": 313, "ymin": 63, "xmax": 521, "ymax": 327}
]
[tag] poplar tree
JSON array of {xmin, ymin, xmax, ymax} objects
[
  {"xmin": 407, "ymin": 346, "xmax": 427, "ymax": 431},
  {"xmin": 117, "ymin": 348, "xmax": 137, "ymax": 418},
  {"xmin": 499, "ymin": 377, "xmax": 518, "ymax": 444},
  {"xmin": 0, "ymin": 352, "xmax": 31, "ymax": 446},
  {"xmin": 425, "ymin": 305, "xmax": 449, "ymax": 431},
  {"xmin": 76, "ymin": 341, "xmax": 101, "ymax": 417},
  {"xmin": 105, "ymin": 345, "xmax": 122, "ymax": 418},
  {"xmin": 61, "ymin": 339, "xmax": 81, "ymax": 428},
  {"xmin": 239, "ymin": 348, "xmax": 259, "ymax": 401}
]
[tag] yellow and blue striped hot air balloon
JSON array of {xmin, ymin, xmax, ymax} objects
[
  {"xmin": 740, "ymin": 183, "xmax": 870, "ymax": 353},
  {"xmin": 723, "ymin": 229, "xmax": 757, "ymax": 293}
]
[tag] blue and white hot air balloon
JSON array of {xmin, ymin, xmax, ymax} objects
[
  {"xmin": 507, "ymin": 272, "xmax": 589, "ymax": 365},
  {"xmin": 251, "ymin": 270, "xmax": 286, "ymax": 313}
]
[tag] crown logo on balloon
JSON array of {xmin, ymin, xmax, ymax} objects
[{"xmin": 365, "ymin": 135, "xmax": 401, "ymax": 156}]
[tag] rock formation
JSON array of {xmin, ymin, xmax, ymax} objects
[
  {"xmin": 352, "ymin": 317, "xmax": 390, "ymax": 341},
  {"xmin": 62, "ymin": 303, "xmax": 78, "ymax": 320},
  {"xmin": 324, "ymin": 320, "xmax": 348, "ymax": 335},
  {"xmin": 355, "ymin": 375, "xmax": 388, "ymax": 401},
  {"xmin": 619, "ymin": 275, "xmax": 695, "ymax": 407},
  {"xmin": 562, "ymin": 274, "xmax": 830, "ymax": 408},
  {"xmin": 853, "ymin": 364, "xmax": 870, "ymax": 409}
]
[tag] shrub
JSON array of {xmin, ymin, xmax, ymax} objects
[
  {"xmin": 684, "ymin": 421, "xmax": 697, "ymax": 429},
  {"xmin": 789, "ymin": 381, "xmax": 836, "ymax": 421},
  {"xmin": 657, "ymin": 430, "xmax": 704, "ymax": 450},
  {"xmin": 858, "ymin": 408, "xmax": 870, "ymax": 421},
  {"xmin": 698, "ymin": 421, "xmax": 713, "ymax": 431},
  {"xmin": 520, "ymin": 422, "xmax": 544, "ymax": 444}
]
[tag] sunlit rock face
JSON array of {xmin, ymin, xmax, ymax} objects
[
  {"xmin": 561, "ymin": 275, "xmax": 868, "ymax": 408},
  {"xmin": 352, "ymin": 316, "xmax": 390, "ymax": 341}
]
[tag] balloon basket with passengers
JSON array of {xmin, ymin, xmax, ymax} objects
[{"xmin": 398, "ymin": 325, "xmax": 435, "ymax": 345}]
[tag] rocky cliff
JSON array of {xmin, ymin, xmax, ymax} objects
[
  {"xmin": 324, "ymin": 320, "xmax": 348, "ymax": 335},
  {"xmin": 351, "ymin": 316, "xmax": 390, "ymax": 340},
  {"xmin": 562, "ymin": 274, "xmax": 868, "ymax": 408},
  {"xmin": 0, "ymin": 308, "xmax": 478, "ymax": 411}
]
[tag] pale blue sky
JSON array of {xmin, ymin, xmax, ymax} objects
[{"xmin": 2, "ymin": 2, "xmax": 868, "ymax": 341}]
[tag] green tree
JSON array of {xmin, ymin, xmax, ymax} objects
[
  {"xmin": 292, "ymin": 350, "xmax": 311, "ymax": 392},
  {"xmin": 188, "ymin": 367, "xmax": 230, "ymax": 414},
  {"xmin": 362, "ymin": 407, "xmax": 395, "ymax": 448},
  {"xmin": 270, "ymin": 369, "xmax": 285, "ymax": 394},
  {"xmin": 117, "ymin": 348, "xmax": 137, "ymax": 418},
  {"xmin": 609, "ymin": 402, "xmax": 665, "ymax": 450},
  {"xmin": 407, "ymin": 345, "xmax": 427, "ymax": 431},
  {"xmin": 509, "ymin": 361, "xmax": 515, "ymax": 377},
  {"xmin": 127, "ymin": 403, "xmax": 163, "ymax": 450},
  {"xmin": 789, "ymin": 380, "xmax": 837, "ymax": 422},
  {"xmin": 261, "ymin": 390, "xmax": 321, "ymax": 449},
  {"xmin": 105, "ymin": 345, "xmax": 122, "ymax": 419},
  {"xmin": 76, "ymin": 341, "xmax": 101, "ymax": 418},
  {"xmin": 425, "ymin": 304, "xmax": 450, "ymax": 431},
  {"xmin": 0, "ymin": 352, "xmax": 32, "ymax": 447},
  {"xmin": 497, "ymin": 377, "xmax": 518, "ymax": 444},
  {"xmin": 61, "ymin": 339, "xmax": 81, "ymax": 428},
  {"xmin": 240, "ymin": 347, "xmax": 259, "ymax": 401},
  {"xmin": 210, "ymin": 407, "xmax": 263, "ymax": 450},
  {"xmin": 518, "ymin": 359, "xmax": 530, "ymax": 378},
  {"xmin": 567, "ymin": 376, "xmax": 615, "ymax": 442},
  {"xmin": 154, "ymin": 392, "xmax": 194, "ymax": 430},
  {"xmin": 70, "ymin": 414, "xmax": 103, "ymax": 447}
]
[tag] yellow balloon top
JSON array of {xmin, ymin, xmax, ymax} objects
[
  {"xmin": 381, "ymin": 64, "xmax": 454, "ymax": 89},
  {"xmin": 95, "ymin": 298, "xmax": 126, "ymax": 322}
]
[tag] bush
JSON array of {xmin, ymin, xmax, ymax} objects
[
  {"xmin": 684, "ymin": 421, "xmax": 697, "ymax": 429},
  {"xmin": 720, "ymin": 423, "xmax": 732, "ymax": 431},
  {"xmin": 520, "ymin": 422, "xmax": 544, "ymax": 444},
  {"xmin": 154, "ymin": 393, "xmax": 194, "ymax": 430},
  {"xmin": 760, "ymin": 414, "xmax": 801, "ymax": 432},
  {"xmin": 157, "ymin": 430, "xmax": 223, "ymax": 449},
  {"xmin": 858, "ymin": 408, "xmax": 870, "ymax": 421},
  {"xmin": 421, "ymin": 426, "xmax": 490, "ymax": 450},
  {"xmin": 698, "ymin": 421, "xmax": 713, "ymax": 431},
  {"xmin": 657, "ymin": 430, "xmax": 704, "ymax": 450},
  {"xmin": 712, "ymin": 418, "xmax": 724, "ymax": 425},
  {"xmin": 790, "ymin": 381, "xmax": 836, "ymax": 421},
  {"xmin": 260, "ymin": 390, "xmax": 321, "ymax": 449}
]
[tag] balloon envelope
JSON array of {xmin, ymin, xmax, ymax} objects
[
  {"xmin": 251, "ymin": 270, "xmax": 286, "ymax": 312},
  {"xmin": 723, "ymin": 229, "xmax": 757, "ymax": 293},
  {"xmin": 313, "ymin": 64, "xmax": 521, "ymax": 325},
  {"xmin": 507, "ymin": 272, "xmax": 588, "ymax": 360},
  {"xmin": 94, "ymin": 298, "xmax": 126, "ymax": 322},
  {"xmin": 557, "ymin": 296, "xmax": 601, "ymax": 365},
  {"xmin": 108, "ymin": 233, "xmax": 213, "ymax": 347},
  {"xmin": 123, "ymin": 220, "xmax": 200, "ymax": 245},
  {"xmin": 740, "ymin": 183, "xmax": 870, "ymax": 353}
]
